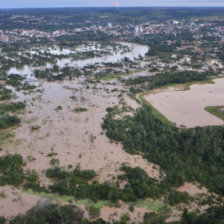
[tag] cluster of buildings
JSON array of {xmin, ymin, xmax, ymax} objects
[{"xmin": 1, "ymin": 16, "xmax": 224, "ymax": 44}]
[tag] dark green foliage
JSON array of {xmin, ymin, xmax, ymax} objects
[
  {"xmin": 124, "ymin": 71, "xmax": 211, "ymax": 93},
  {"xmin": 0, "ymin": 86, "xmax": 12, "ymax": 101},
  {"xmin": 6, "ymin": 74, "xmax": 36, "ymax": 91},
  {"xmin": 113, "ymin": 214, "xmax": 130, "ymax": 224},
  {"xmin": 0, "ymin": 102, "xmax": 25, "ymax": 114},
  {"xmin": 10, "ymin": 203, "xmax": 84, "ymax": 224},
  {"xmin": 73, "ymin": 107, "xmax": 88, "ymax": 112},
  {"xmin": 0, "ymin": 216, "xmax": 6, "ymax": 224},
  {"xmin": 0, "ymin": 154, "xmax": 24, "ymax": 186},
  {"xmin": 143, "ymin": 212, "xmax": 165, "ymax": 224},
  {"xmin": 103, "ymin": 105, "xmax": 224, "ymax": 195},
  {"xmin": 181, "ymin": 207, "xmax": 224, "ymax": 224},
  {"xmin": 168, "ymin": 191, "xmax": 191, "ymax": 206},
  {"xmin": 0, "ymin": 154, "xmax": 45, "ymax": 192},
  {"xmin": 23, "ymin": 170, "xmax": 48, "ymax": 192},
  {"xmin": 46, "ymin": 166, "xmax": 122, "ymax": 201},
  {"xmin": 6, "ymin": 80, "xmax": 36, "ymax": 91},
  {"xmin": 46, "ymin": 165, "xmax": 186, "ymax": 204},
  {"xmin": 119, "ymin": 166, "xmax": 163, "ymax": 201},
  {"xmin": 0, "ymin": 114, "xmax": 21, "ymax": 129},
  {"xmin": 0, "ymin": 101, "xmax": 24, "ymax": 129}
]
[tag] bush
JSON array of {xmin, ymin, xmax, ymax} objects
[
  {"xmin": 0, "ymin": 115, "xmax": 21, "ymax": 129},
  {"xmin": 0, "ymin": 154, "xmax": 24, "ymax": 186},
  {"xmin": 10, "ymin": 202, "xmax": 84, "ymax": 224}
]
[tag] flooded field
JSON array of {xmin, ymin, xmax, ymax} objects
[
  {"xmin": 0, "ymin": 40, "xmax": 215, "ymax": 223},
  {"xmin": 144, "ymin": 78, "xmax": 224, "ymax": 128},
  {"xmin": 0, "ymin": 41, "xmax": 156, "ymax": 221},
  {"xmin": 0, "ymin": 75, "xmax": 160, "ymax": 220},
  {"xmin": 7, "ymin": 42, "xmax": 148, "ymax": 78}
]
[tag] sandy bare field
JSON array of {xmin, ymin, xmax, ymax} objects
[{"xmin": 144, "ymin": 78, "xmax": 224, "ymax": 128}]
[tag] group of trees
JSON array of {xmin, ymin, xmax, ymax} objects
[
  {"xmin": 6, "ymin": 201, "xmax": 133, "ymax": 224},
  {"xmin": 0, "ymin": 154, "xmax": 24, "ymax": 186},
  {"xmin": 0, "ymin": 86, "xmax": 26, "ymax": 129},
  {"xmin": 0, "ymin": 154, "xmax": 45, "ymax": 192},
  {"xmin": 124, "ymin": 71, "xmax": 211, "ymax": 93},
  {"xmin": 34, "ymin": 66, "xmax": 82, "ymax": 81},
  {"xmin": 46, "ymin": 165, "xmax": 190, "ymax": 205},
  {"xmin": 5, "ymin": 201, "xmax": 224, "ymax": 224},
  {"xmin": 6, "ymin": 74, "xmax": 36, "ymax": 91},
  {"xmin": 0, "ymin": 85, "xmax": 12, "ymax": 100},
  {"xmin": 0, "ymin": 114, "xmax": 21, "ymax": 129},
  {"xmin": 103, "ymin": 104, "xmax": 224, "ymax": 195},
  {"xmin": 9, "ymin": 202, "xmax": 84, "ymax": 224},
  {"xmin": 0, "ymin": 102, "xmax": 25, "ymax": 114}
]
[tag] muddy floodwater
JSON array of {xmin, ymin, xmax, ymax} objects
[
  {"xmin": 7, "ymin": 42, "xmax": 149, "ymax": 77},
  {"xmin": 144, "ymin": 78, "xmax": 224, "ymax": 128},
  {"xmin": 0, "ymin": 78, "xmax": 160, "ymax": 220}
]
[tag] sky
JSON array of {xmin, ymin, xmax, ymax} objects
[{"xmin": 0, "ymin": 0, "xmax": 224, "ymax": 9}]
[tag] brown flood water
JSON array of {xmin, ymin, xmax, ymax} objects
[
  {"xmin": 0, "ymin": 79, "xmax": 160, "ymax": 220},
  {"xmin": 144, "ymin": 78, "xmax": 224, "ymax": 128}
]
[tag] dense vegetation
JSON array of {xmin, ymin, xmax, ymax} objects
[
  {"xmin": 123, "ymin": 71, "xmax": 212, "ymax": 93},
  {"xmin": 0, "ymin": 114, "xmax": 21, "ymax": 129},
  {"xmin": 0, "ymin": 102, "xmax": 25, "ymax": 114},
  {"xmin": 103, "ymin": 102, "xmax": 224, "ymax": 196},
  {"xmin": 7, "ymin": 200, "xmax": 224, "ymax": 224},
  {"xmin": 0, "ymin": 85, "xmax": 12, "ymax": 100},
  {"xmin": 0, "ymin": 154, "xmax": 24, "ymax": 186},
  {"xmin": 46, "ymin": 165, "xmax": 190, "ymax": 205},
  {"xmin": 9, "ymin": 203, "xmax": 84, "ymax": 224},
  {"xmin": 0, "ymin": 101, "xmax": 25, "ymax": 129},
  {"xmin": 0, "ymin": 154, "xmax": 45, "ymax": 192},
  {"xmin": 6, "ymin": 74, "xmax": 36, "ymax": 91},
  {"xmin": 8, "ymin": 201, "xmax": 135, "ymax": 224},
  {"xmin": 102, "ymin": 69, "xmax": 224, "ymax": 220}
]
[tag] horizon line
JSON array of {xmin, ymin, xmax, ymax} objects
[{"xmin": 1, "ymin": 6, "xmax": 224, "ymax": 10}]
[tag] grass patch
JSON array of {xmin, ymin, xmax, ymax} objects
[
  {"xmin": 183, "ymin": 77, "xmax": 215, "ymax": 91},
  {"xmin": 25, "ymin": 189, "xmax": 74, "ymax": 202},
  {"xmin": 130, "ymin": 199, "xmax": 175, "ymax": 213},
  {"xmin": 75, "ymin": 199, "xmax": 111, "ymax": 209},
  {"xmin": 205, "ymin": 106, "xmax": 224, "ymax": 121}
]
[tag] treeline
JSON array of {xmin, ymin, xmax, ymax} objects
[
  {"xmin": 103, "ymin": 104, "xmax": 224, "ymax": 195},
  {"xmin": 0, "ymin": 114, "xmax": 21, "ymax": 129},
  {"xmin": 5, "ymin": 199, "xmax": 224, "ymax": 224},
  {"xmin": 0, "ymin": 154, "xmax": 45, "ymax": 192},
  {"xmin": 124, "ymin": 71, "xmax": 211, "ymax": 93},
  {"xmin": 34, "ymin": 66, "xmax": 82, "ymax": 81},
  {"xmin": 0, "ymin": 85, "xmax": 12, "ymax": 100},
  {"xmin": 0, "ymin": 102, "xmax": 25, "ymax": 114},
  {"xmin": 4, "ymin": 201, "xmax": 131, "ymax": 224},
  {"xmin": 0, "ymin": 93, "xmax": 25, "ymax": 129},
  {"xmin": 46, "ymin": 165, "xmax": 190, "ymax": 205},
  {"xmin": 6, "ymin": 74, "xmax": 36, "ymax": 91}
]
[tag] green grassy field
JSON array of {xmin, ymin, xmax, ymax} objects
[{"xmin": 205, "ymin": 106, "xmax": 224, "ymax": 121}]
